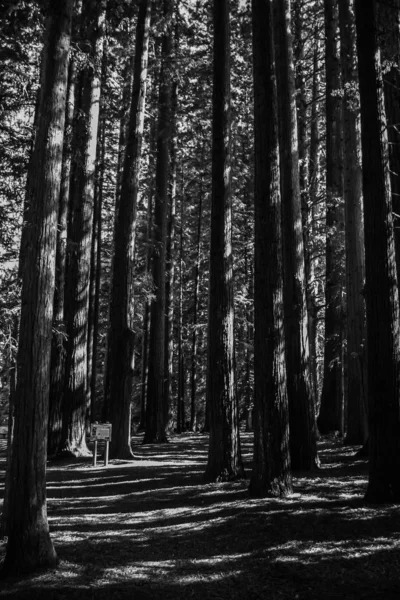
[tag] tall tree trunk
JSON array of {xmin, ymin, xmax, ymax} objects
[
  {"xmin": 88, "ymin": 78, "xmax": 106, "ymax": 422},
  {"xmin": 307, "ymin": 29, "xmax": 321, "ymax": 407},
  {"xmin": 274, "ymin": 0, "xmax": 318, "ymax": 471},
  {"xmin": 48, "ymin": 54, "xmax": 77, "ymax": 455},
  {"xmin": 164, "ymin": 77, "xmax": 178, "ymax": 433},
  {"xmin": 63, "ymin": 0, "xmax": 106, "ymax": 457},
  {"xmin": 177, "ymin": 191, "xmax": 185, "ymax": 433},
  {"xmin": 204, "ymin": 0, "xmax": 244, "ymax": 482},
  {"xmin": 378, "ymin": 1, "xmax": 400, "ymax": 282},
  {"xmin": 250, "ymin": 0, "xmax": 292, "ymax": 498},
  {"xmin": 190, "ymin": 166, "xmax": 204, "ymax": 431},
  {"xmin": 106, "ymin": 0, "xmax": 152, "ymax": 458},
  {"xmin": 338, "ymin": 0, "xmax": 368, "ymax": 445},
  {"xmin": 355, "ymin": 0, "xmax": 400, "ymax": 504},
  {"xmin": 144, "ymin": 0, "xmax": 173, "ymax": 444},
  {"xmin": 317, "ymin": 0, "xmax": 345, "ymax": 435},
  {"xmin": 2, "ymin": 0, "xmax": 73, "ymax": 574}
]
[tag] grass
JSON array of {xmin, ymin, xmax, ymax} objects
[{"xmin": 1, "ymin": 433, "xmax": 400, "ymax": 599}]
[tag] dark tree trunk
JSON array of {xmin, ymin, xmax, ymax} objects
[
  {"xmin": 318, "ymin": 0, "xmax": 345, "ymax": 435},
  {"xmin": 177, "ymin": 192, "xmax": 185, "ymax": 434},
  {"xmin": 106, "ymin": 0, "xmax": 152, "ymax": 458},
  {"xmin": 144, "ymin": 0, "xmax": 173, "ymax": 444},
  {"xmin": 338, "ymin": 0, "xmax": 368, "ymax": 445},
  {"xmin": 204, "ymin": 0, "xmax": 244, "ymax": 482},
  {"xmin": 250, "ymin": 0, "xmax": 292, "ymax": 498},
  {"xmin": 63, "ymin": 0, "xmax": 106, "ymax": 457},
  {"xmin": 274, "ymin": 0, "xmax": 319, "ymax": 471},
  {"xmin": 2, "ymin": 0, "xmax": 73, "ymax": 574},
  {"xmin": 355, "ymin": 0, "xmax": 400, "ymax": 503}
]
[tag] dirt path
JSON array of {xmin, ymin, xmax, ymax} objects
[{"xmin": 1, "ymin": 434, "xmax": 400, "ymax": 599}]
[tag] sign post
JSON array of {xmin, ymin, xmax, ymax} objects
[{"xmin": 90, "ymin": 423, "xmax": 112, "ymax": 467}]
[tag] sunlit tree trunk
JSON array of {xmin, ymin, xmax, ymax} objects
[
  {"xmin": 318, "ymin": 0, "xmax": 345, "ymax": 435},
  {"xmin": 204, "ymin": 0, "xmax": 244, "ymax": 482},
  {"xmin": 106, "ymin": 0, "xmax": 152, "ymax": 458},
  {"xmin": 250, "ymin": 0, "xmax": 292, "ymax": 498},
  {"xmin": 274, "ymin": 0, "xmax": 318, "ymax": 471},
  {"xmin": 2, "ymin": 0, "xmax": 73, "ymax": 574},
  {"xmin": 355, "ymin": 0, "xmax": 400, "ymax": 503},
  {"xmin": 48, "ymin": 53, "xmax": 77, "ymax": 455},
  {"xmin": 63, "ymin": 0, "xmax": 106, "ymax": 457}
]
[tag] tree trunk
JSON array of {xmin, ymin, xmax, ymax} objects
[
  {"xmin": 338, "ymin": 0, "xmax": 368, "ymax": 445},
  {"xmin": 48, "ymin": 54, "xmax": 77, "ymax": 456},
  {"xmin": 2, "ymin": 0, "xmax": 72, "ymax": 574},
  {"xmin": 190, "ymin": 166, "xmax": 204, "ymax": 432},
  {"xmin": 63, "ymin": 0, "xmax": 106, "ymax": 457},
  {"xmin": 204, "ymin": 0, "xmax": 244, "ymax": 482},
  {"xmin": 274, "ymin": 0, "xmax": 318, "ymax": 471},
  {"xmin": 144, "ymin": 0, "xmax": 173, "ymax": 444},
  {"xmin": 317, "ymin": 0, "xmax": 345, "ymax": 435},
  {"xmin": 106, "ymin": 0, "xmax": 152, "ymax": 458},
  {"xmin": 250, "ymin": 0, "xmax": 292, "ymax": 498},
  {"xmin": 177, "ymin": 191, "xmax": 185, "ymax": 433},
  {"xmin": 355, "ymin": 0, "xmax": 400, "ymax": 503}
]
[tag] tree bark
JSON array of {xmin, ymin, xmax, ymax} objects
[
  {"xmin": 63, "ymin": 0, "xmax": 106, "ymax": 457},
  {"xmin": 250, "ymin": 0, "xmax": 292, "ymax": 497},
  {"xmin": 2, "ymin": 0, "xmax": 73, "ymax": 574},
  {"xmin": 204, "ymin": 0, "xmax": 244, "ymax": 482},
  {"xmin": 274, "ymin": 0, "xmax": 318, "ymax": 471},
  {"xmin": 355, "ymin": 0, "xmax": 400, "ymax": 503},
  {"xmin": 338, "ymin": 0, "xmax": 368, "ymax": 445},
  {"xmin": 105, "ymin": 0, "xmax": 152, "ymax": 458},
  {"xmin": 144, "ymin": 0, "xmax": 173, "ymax": 444},
  {"xmin": 318, "ymin": 0, "xmax": 345, "ymax": 435}
]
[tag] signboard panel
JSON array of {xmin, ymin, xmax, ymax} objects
[{"xmin": 90, "ymin": 423, "xmax": 112, "ymax": 442}]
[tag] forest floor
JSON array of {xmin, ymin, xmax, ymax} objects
[{"xmin": 1, "ymin": 433, "xmax": 400, "ymax": 599}]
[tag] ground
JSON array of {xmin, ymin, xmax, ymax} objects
[{"xmin": 1, "ymin": 433, "xmax": 400, "ymax": 599}]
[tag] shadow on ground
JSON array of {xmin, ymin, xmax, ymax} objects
[{"xmin": 1, "ymin": 434, "xmax": 400, "ymax": 599}]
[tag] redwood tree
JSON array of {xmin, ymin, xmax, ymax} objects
[
  {"xmin": 204, "ymin": 0, "xmax": 244, "ymax": 482},
  {"xmin": 249, "ymin": 0, "xmax": 291, "ymax": 497},
  {"xmin": 2, "ymin": 0, "xmax": 73, "ymax": 574},
  {"xmin": 355, "ymin": 0, "xmax": 400, "ymax": 503},
  {"xmin": 105, "ymin": 0, "xmax": 152, "ymax": 458}
]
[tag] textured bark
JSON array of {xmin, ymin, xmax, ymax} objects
[
  {"xmin": 190, "ymin": 168, "xmax": 204, "ymax": 431},
  {"xmin": 318, "ymin": 0, "xmax": 345, "ymax": 435},
  {"xmin": 63, "ymin": 0, "xmax": 106, "ymax": 457},
  {"xmin": 48, "ymin": 54, "xmax": 77, "ymax": 456},
  {"xmin": 355, "ymin": 0, "xmax": 400, "ymax": 503},
  {"xmin": 274, "ymin": 0, "xmax": 318, "ymax": 471},
  {"xmin": 338, "ymin": 0, "xmax": 368, "ymax": 445},
  {"xmin": 204, "ymin": 0, "xmax": 244, "ymax": 482},
  {"xmin": 377, "ymin": 1, "xmax": 400, "ymax": 281},
  {"xmin": 177, "ymin": 193, "xmax": 185, "ymax": 434},
  {"xmin": 164, "ymin": 77, "xmax": 178, "ymax": 432},
  {"xmin": 2, "ymin": 0, "xmax": 72, "ymax": 575},
  {"xmin": 144, "ymin": 0, "xmax": 173, "ymax": 444},
  {"xmin": 106, "ymin": 0, "xmax": 152, "ymax": 458},
  {"xmin": 250, "ymin": 0, "xmax": 292, "ymax": 498}
]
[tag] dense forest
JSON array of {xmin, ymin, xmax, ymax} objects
[{"xmin": 0, "ymin": 0, "xmax": 400, "ymax": 581}]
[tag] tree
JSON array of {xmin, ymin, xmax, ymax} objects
[
  {"xmin": 105, "ymin": 0, "xmax": 152, "ymax": 458},
  {"xmin": 317, "ymin": 0, "xmax": 345, "ymax": 435},
  {"xmin": 2, "ymin": 0, "xmax": 73, "ymax": 574},
  {"xmin": 274, "ymin": 0, "xmax": 318, "ymax": 471},
  {"xmin": 62, "ymin": 0, "xmax": 107, "ymax": 456},
  {"xmin": 249, "ymin": 0, "xmax": 291, "ymax": 497},
  {"xmin": 144, "ymin": 0, "xmax": 174, "ymax": 444},
  {"xmin": 355, "ymin": 0, "xmax": 400, "ymax": 503},
  {"xmin": 204, "ymin": 0, "xmax": 244, "ymax": 482},
  {"xmin": 338, "ymin": 0, "xmax": 367, "ymax": 445}
]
